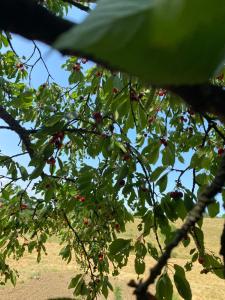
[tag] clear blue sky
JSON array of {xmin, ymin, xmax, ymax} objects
[{"xmin": 0, "ymin": 6, "xmax": 223, "ymax": 213}]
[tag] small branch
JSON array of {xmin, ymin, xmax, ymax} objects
[
  {"xmin": 170, "ymin": 84, "xmax": 225, "ymax": 124},
  {"xmin": 61, "ymin": 0, "xmax": 90, "ymax": 12}
]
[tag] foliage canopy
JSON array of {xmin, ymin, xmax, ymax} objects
[{"xmin": 0, "ymin": 1, "xmax": 225, "ymax": 299}]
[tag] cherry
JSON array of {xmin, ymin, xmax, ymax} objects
[
  {"xmin": 79, "ymin": 196, "xmax": 86, "ymax": 203},
  {"xmin": 47, "ymin": 157, "xmax": 56, "ymax": 165},
  {"xmin": 200, "ymin": 269, "xmax": 209, "ymax": 274},
  {"xmin": 83, "ymin": 218, "xmax": 89, "ymax": 225},
  {"xmin": 130, "ymin": 91, "xmax": 139, "ymax": 101},
  {"xmin": 81, "ymin": 58, "xmax": 88, "ymax": 64},
  {"xmin": 122, "ymin": 153, "xmax": 131, "ymax": 161},
  {"xmin": 95, "ymin": 71, "xmax": 102, "ymax": 77},
  {"xmin": 16, "ymin": 63, "xmax": 24, "ymax": 69},
  {"xmin": 218, "ymin": 148, "xmax": 225, "ymax": 156},
  {"xmin": 73, "ymin": 63, "xmax": 81, "ymax": 72},
  {"xmin": 98, "ymin": 253, "xmax": 104, "ymax": 262},
  {"xmin": 160, "ymin": 138, "xmax": 168, "ymax": 147},
  {"xmin": 112, "ymin": 87, "xmax": 119, "ymax": 94},
  {"xmin": 180, "ymin": 116, "xmax": 187, "ymax": 122},
  {"xmin": 20, "ymin": 204, "xmax": 28, "ymax": 210},
  {"xmin": 170, "ymin": 191, "xmax": 183, "ymax": 199},
  {"xmin": 141, "ymin": 186, "xmax": 148, "ymax": 192},
  {"xmin": 118, "ymin": 179, "xmax": 125, "ymax": 187},
  {"xmin": 187, "ymin": 108, "xmax": 195, "ymax": 116},
  {"xmin": 157, "ymin": 89, "xmax": 167, "ymax": 97},
  {"xmin": 148, "ymin": 116, "xmax": 155, "ymax": 124},
  {"xmin": 55, "ymin": 141, "xmax": 63, "ymax": 149},
  {"xmin": 92, "ymin": 112, "xmax": 103, "ymax": 124},
  {"xmin": 115, "ymin": 224, "xmax": 120, "ymax": 232},
  {"xmin": 198, "ymin": 256, "xmax": 205, "ymax": 264},
  {"xmin": 216, "ymin": 73, "xmax": 224, "ymax": 81}
]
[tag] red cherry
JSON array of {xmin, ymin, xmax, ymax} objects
[
  {"xmin": 83, "ymin": 218, "xmax": 89, "ymax": 225},
  {"xmin": 218, "ymin": 148, "xmax": 225, "ymax": 156},
  {"xmin": 47, "ymin": 157, "xmax": 56, "ymax": 165},
  {"xmin": 112, "ymin": 87, "xmax": 119, "ymax": 94},
  {"xmin": 98, "ymin": 253, "xmax": 104, "ymax": 261},
  {"xmin": 198, "ymin": 257, "xmax": 205, "ymax": 265},
  {"xmin": 122, "ymin": 153, "xmax": 131, "ymax": 161},
  {"xmin": 16, "ymin": 63, "xmax": 24, "ymax": 69},
  {"xmin": 200, "ymin": 269, "xmax": 209, "ymax": 274},
  {"xmin": 81, "ymin": 58, "xmax": 88, "ymax": 64},
  {"xmin": 130, "ymin": 91, "xmax": 139, "ymax": 101},
  {"xmin": 92, "ymin": 112, "xmax": 103, "ymax": 124},
  {"xmin": 160, "ymin": 138, "xmax": 168, "ymax": 147},
  {"xmin": 79, "ymin": 196, "xmax": 86, "ymax": 203},
  {"xmin": 55, "ymin": 141, "xmax": 63, "ymax": 149},
  {"xmin": 115, "ymin": 224, "xmax": 120, "ymax": 232},
  {"xmin": 187, "ymin": 108, "xmax": 195, "ymax": 116},
  {"xmin": 180, "ymin": 116, "xmax": 187, "ymax": 122},
  {"xmin": 118, "ymin": 179, "xmax": 125, "ymax": 187},
  {"xmin": 157, "ymin": 89, "xmax": 167, "ymax": 97},
  {"xmin": 95, "ymin": 71, "xmax": 102, "ymax": 77},
  {"xmin": 73, "ymin": 63, "xmax": 81, "ymax": 72},
  {"xmin": 216, "ymin": 73, "xmax": 224, "ymax": 81},
  {"xmin": 170, "ymin": 190, "xmax": 183, "ymax": 199},
  {"xmin": 20, "ymin": 204, "xmax": 28, "ymax": 210},
  {"xmin": 148, "ymin": 116, "xmax": 155, "ymax": 124}
]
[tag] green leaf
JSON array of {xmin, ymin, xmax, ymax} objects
[
  {"xmin": 55, "ymin": 0, "xmax": 225, "ymax": 85},
  {"xmin": 162, "ymin": 144, "xmax": 175, "ymax": 166},
  {"xmin": 68, "ymin": 274, "xmax": 83, "ymax": 289},
  {"xmin": 134, "ymin": 258, "xmax": 145, "ymax": 275},
  {"xmin": 207, "ymin": 201, "xmax": 220, "ymax": 218},
  {"xmin": 173, "ymin": 264, "xmax": 192, "ymax": 300},
  {"xmin": 156, "ymin": 173, "xmax": 168, "ymax": 193},
  {"xmin": 109, "ymin": 238, "xmax": 131, "ymax": 255},
  {"xmin": 156, "ymin": 273, "xmax": 173, "ymax": 300},
  {"xmin": 151, "ymin": 166, "xmax": 167, "ymax": 182},
  {"xmin": 29, "ymin": 162, "xmax": 45, "ymax": 179}
]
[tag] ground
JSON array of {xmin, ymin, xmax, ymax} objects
[{"xmin": 0, "ymin": 218, "xmax": 224, "ymax": 299}]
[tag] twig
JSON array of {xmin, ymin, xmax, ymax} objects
[{"xmin": 131, "ymin": 153, "xmax": 225, "ymax": 299}]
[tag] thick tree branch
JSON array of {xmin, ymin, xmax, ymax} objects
[
  {"xmin": 170, "ymin": 84, "xmax": 225, "ymax": 123},
  {"xmin": 0, "ymin": 0, "xmax": 74, "ymax": 44},
  {"xmin": 0, "ymin": 106, "xmax": 33, "ymax": 157},
  {"xmin": 131, "ymin": 153, "xmax": 225, "ymax": 299}
]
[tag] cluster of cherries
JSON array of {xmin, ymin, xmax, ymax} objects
[
  {"xmin": 92, "ymin": 112, "xmax": 103, "ymax": 124},
  {"xmin": 170, "ymin": 190, "xmax": 183, "ymax": 199},
  {"xmin": 218, "ymin": 148, "xmax": 225, "ymax": 156},
  {"xmin": 50, "ymin": 132, "xmax": 64, "ymax": 149},
  {"xmin": 75, "ymin": 194, "xmax": 86, "ymax": 203},
  {"xmin": 160, "ymin": 138, "xmax": 168, "ymax": 147}
]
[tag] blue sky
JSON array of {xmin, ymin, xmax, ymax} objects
[{"xmin": 0, "ymin": 5, "xmax": 223, "ymax": 213}]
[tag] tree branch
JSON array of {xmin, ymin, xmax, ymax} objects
[
  {"xmin": 0, "ymin": 106, "xmax": 33, "ymax": 157},
  {"xmin": 170, "ymin": 84, "xmax": 225, "ymax": 123},
  {"xmin": 61, "ymin": 0, "xmax": 90, "ymax": 12},
  {"xmin": 0, "ymin": 0, "xmax": 74, "ymax": 44},
  {"xmin": 131, "ymin": 153, "xmax": 225, "ymax": 299}
]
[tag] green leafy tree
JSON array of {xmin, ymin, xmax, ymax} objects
[{"xmin": 0, "ymin": 1, "xmax": 225, "ymax": 299}]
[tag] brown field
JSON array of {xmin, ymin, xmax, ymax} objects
[{"xmin": 0, "ymin": 218, "xmax": 224, "ymax": 300}]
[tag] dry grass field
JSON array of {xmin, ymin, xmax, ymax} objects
[{"xmin": 0, "ymin": 217, "xmax": 224, "ymax": 300}]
